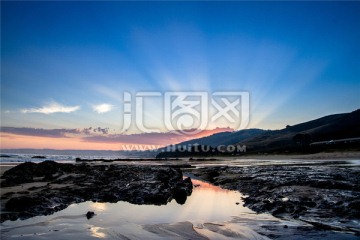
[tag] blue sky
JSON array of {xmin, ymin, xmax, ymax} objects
[{"xmin": 1, "ymin": 1, "xmax": 360, "ymax": 149}]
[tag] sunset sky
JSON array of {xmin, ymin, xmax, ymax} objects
[{"xmin": 1, "ymin": 1, "xmax": 359, "ymax": 150}]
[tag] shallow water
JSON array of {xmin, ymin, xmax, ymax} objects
[
  {"xmin": 2, "ymin": 152, "xmax": 359, "ymax": 168},
  {"xmin": 2, "ymin": 177, "xmax": 359, "ymax": 239},
  {"xmin": 0, "ymin": 179, "xmax": 261, "ymax": 239},
  {"xmin": 1, "ymin": 159, "xmax": 359, "ymax": 239}
]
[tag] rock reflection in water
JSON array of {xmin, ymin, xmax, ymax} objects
[
  {"xmin": 0, "ymin": 178, "xmax": 251, "ymax": 239},
  {"xmin": 2, "ymin": 178, "xmax": 357, "ymax": 239}
]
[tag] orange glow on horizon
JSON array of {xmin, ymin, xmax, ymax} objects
[
  {"xmin": 0, "ymin": 128, "xmax": 231, "ymax": 150},
  {"xmin": 0, "ymin": 133, "xmax": 158, "ymax": 150}
]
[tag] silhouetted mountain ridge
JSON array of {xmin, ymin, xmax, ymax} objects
[
  {"xmin": 156, "ymin": 109, "xmax": 360, "ymax": 157},
  {"xmin": 239, "ymin": 109, "xmax": 360, "ymax": 153},
  {"xmin": 170, "ymin": 128, "xmax": 266, "ymax": 148}
]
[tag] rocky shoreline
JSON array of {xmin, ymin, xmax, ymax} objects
[
  {"xmin": 187, "ymin": 162, "xmax": 360, "ymax": 234},
  {"xmin": 1, "ymin": 159, "xmax": 360, "ymax": 237},
  {"xmin": 0, "ymin": 161, "xmax": 193, "ymax": 222}
]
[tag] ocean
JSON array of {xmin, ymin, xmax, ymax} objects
[{"xmin": 0, "ymin": 149, "xmax": 155, "ymax": 163}]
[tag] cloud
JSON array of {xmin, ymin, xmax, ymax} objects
[
  {"xmin": 0, "ymin": 127, "xmax": 111, "ymax": 138},
  {"xmin": 93, "ymin": 127, "xmax": 109, "ymax": 134},
  {"xmin": 0, "ymin": 126, "xmax": 233, "ymax": 145},
  {"xmin": 84, "ymin": 132, "xmax": 180, "ymax": 145},
  {"xmin": 0, "ymin": 127, "xmax": 81, "ymax": 138},
  {"xmin": 83, "ymin": 127, "xmax": 109, "ymax": 135},
  {"xmin": 92, "ymin": 104, "xmax": 114, "ymax": 114},
  {"xmin": 21, "ymin": 102, "xmax": 80, "ymax": 114},
  {"xmin": 83, "ymin": 127, "xmax": 233, "ymax": 145}
]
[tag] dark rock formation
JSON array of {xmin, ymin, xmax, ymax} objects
[
  {"xmin": 86, "ymin": 211, "xmax": 95, "ymax": 219},
  {"xmin": 188, "ymin": 163, "xmax": 360, "ymax": 232},
  {"xmin": 0, "ymin": 161, "xmax": 193, "ymax": 222}
]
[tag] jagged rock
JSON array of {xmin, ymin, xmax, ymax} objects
[
  {"xmin": 189, "ymin": 164, "xmax": 360, "ymax": 222},
  {"xmin": 1, "ymin": 162, "xmax": 193, "ymax": 222}
]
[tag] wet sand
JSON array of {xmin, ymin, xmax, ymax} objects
[{"xmin": 0, "ymin": 164, "xmax": 19, "ymax": 175}]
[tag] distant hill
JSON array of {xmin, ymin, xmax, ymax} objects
[
  {"xmin": 156, "ymin": 109, "xmax": 360, "ymax": 158},
  {"xmin": 156, "ymin": 129, "xmax": 265, "ymax": 158},
  {"xmin": 240, "ymin": 109, "xmax": 360, "ymax": 153},
  {"xmin": 169, "ymin": 128, "xmax": 265, "ymax": 148}
]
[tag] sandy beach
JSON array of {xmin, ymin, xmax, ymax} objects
[{"xmin": 0, "ymin": 164, "xmax": 18, "ymax": 175}]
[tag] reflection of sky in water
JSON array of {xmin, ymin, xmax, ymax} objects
[
  {"xmin": 89, "ymin": 226, "xmax": 107, "ymax": 238},
  {"xmin": 83, "ymin": 179, "xmax": 253, "ymax": 225},
  {"xmin": 1, "ymin": 179, "xmax": 254, "ymax": 239}
]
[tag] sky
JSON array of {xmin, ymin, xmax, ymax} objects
[{"xmin": 1, "ymin": 1, "xmax": 360, "ymax": 150}]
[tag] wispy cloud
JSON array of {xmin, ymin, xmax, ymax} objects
[
  {"xmin": 21, "ymin": 102, "xmax": 80, "ymax": 114},
  {"xmin": 92, "ymin": 103, "xmax": 114, "ymax": 114}
]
